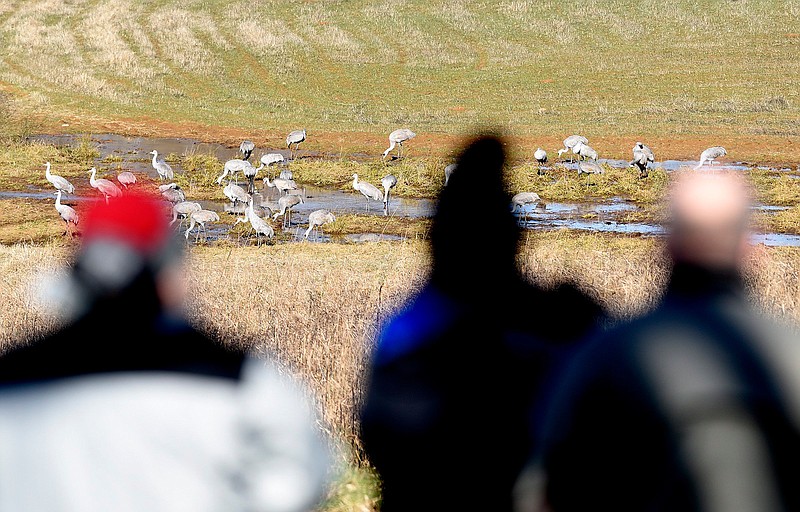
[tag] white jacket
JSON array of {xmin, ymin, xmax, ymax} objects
[{"xmin": 0, "ymin": 357, "xmax": 334, "ymax": 512}]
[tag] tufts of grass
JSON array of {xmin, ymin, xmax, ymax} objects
[
  {"xmin": 324, "ymin": 214, "xmax": 430, "ymax": 240},
  {"xmin": 507, "ymin": 163, "xmax": 671, "ymax": 204},
  {"xmin": 748, "ymin": 169, "xmax": 800, "ymax": 206}
]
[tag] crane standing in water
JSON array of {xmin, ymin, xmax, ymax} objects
[
  {"xmin": 381, "ymin": 174, "xmax": 397, "ymax": 216},
  {"xmin": 352, "ymin": 174, "xmax": 383, "ymax": 211},
  {"xmin": 304, "ymin": 209, "xmax": 336, "ymax": 240}
]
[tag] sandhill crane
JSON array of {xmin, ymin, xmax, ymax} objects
[
  {"xmin": 272, "ymin": 193, "xmax": 304, "ymax": 228},
  {"xmin": 243, "ymin": 162, "xmax": 264, "ymax": 195},
  {"xmin": 381, "ymin": 174, "xmax": 397, "ymax": 215},
  {"xmin": 383, "ymin": 128, "xmax": 416, "ymax": 160},
  {"xmin": 557, "ymin": 135, "xmax": 589, "ymax": 160},
  {"xmin": 184, "ymin": 209, "xmax": 220, "ymax": 243},
  {"xmin": 169, "ymin": 201, "xmax": 202, "ymax": 228},
  {"xmin": 573, "ymin": 141, "xmax": 598, "ymax": 161},
  {"xmin": 263, "ymin": 176, "xmax": 298, "ymax": 196},
  {"xmin": 304, "ymin": 209, "xmax": 336, "ymax": 240},
  {"xmin": 53, "ymin": 190, "xmax": 79, "ymax": 236},
  {"xmin": 241, "ymin": 197, "xmax": 274, "ymax": 246},
  {"xmin": 216, "ymin": 159, "xmax": 250, "ymax": 185},
  {"xmin": 286, "ymin": 129, "xmax": 306, "ymax": 159},
  {"xmin": 511, "ymin": 192, "xmax": 542, "ymax": 223},
  {"xmin": 159, "ymin": 182, "xmax": 186, "ymax": 203},
  {"xmin": 695, "ymin": 146, "xmax": 727, "ymax": 169},
  {"xmin": 117, "ymin": 171, "xmax": 137, "ymax": 189},
  {"xmin": 444, "ymin": 163, "xmax": 457, "ymax": 186},
  {"xmin": 44, "ymin": 162, "xmax": 75, "ymax": 194},
  {"xmin": 239, "ymin": 140, "xmax": 255, "ymax": 161},
  {"xmin": 352, "ymin": 173, "xmax": 383, "ymax": 211},
  {"xmin": 279, "ymin": 168, "xmax": 293, "ymax": 180},
  {"xmin": 578, "ymin": 160, "xmax": 604, "ymax": 175},
  {"xmin": 260, "ymin": 152, "xmax": 285, "ymax": 167},
  {"xmin": 149, "ymin": 150, "xmax": 174, "ymax": 181},
  {"xmin": 88, "ymin": 167, "xmax": 123, "ymax": 204},
  {"xmin": 223, "ymin": 181, "xmax": 251, "ymax": 215},
  {"xmin": 630, "ymin": 142, "xmax": 655, "ymax": 178}
]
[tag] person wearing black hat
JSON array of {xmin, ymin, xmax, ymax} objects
[
  {"xmin": 0, "ymin": 192, "xmax": 334, "ymax": 512},
  {"xmin": 359, "ymin": 133, "xmax": 604, "ymax": 512}
]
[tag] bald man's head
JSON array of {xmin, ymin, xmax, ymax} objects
[{"xmin": 666, "ymin": 171, "xmax": 754, "ymax": 271}]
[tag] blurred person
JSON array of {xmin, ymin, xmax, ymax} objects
[
  {"xmin": 359, "ymin": 134, "xmax": 604, "ymax": 512},
  {"xmin": 0, "ymin": 192, "xmax": 334, "ymax": 512},
  {"xmin": 516, "ymin": 171, "xmax": 800, "ymax": 512}
]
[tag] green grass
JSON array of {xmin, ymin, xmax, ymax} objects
[{"xmin": 0, "ymin": 0, "xmax": 798, "ymax": 153}]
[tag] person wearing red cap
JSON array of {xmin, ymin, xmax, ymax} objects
[{"xmin": 0, "ymin": 192, "xmax": 335, "ymax": 512}]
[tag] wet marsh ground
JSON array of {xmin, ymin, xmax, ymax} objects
[{"xmin": 4, "ymin": 132, "xmax": 800, "ymax": 248}]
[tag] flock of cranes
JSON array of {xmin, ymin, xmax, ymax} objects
[{"xmin": 43, "ymin": 126, "xmax": 731, "ymax": 242}]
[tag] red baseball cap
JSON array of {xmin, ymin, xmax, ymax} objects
[{"xmin": 80, "ymin": 192, "xmax": 172, "ymax": 254}]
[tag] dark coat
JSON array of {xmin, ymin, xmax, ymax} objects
[
  {"xmin": 360, "ymin": 277, "xmax": 603, "ymax": 512},
  {"xmin": 534, "ymin": 264, "xmax": 800, "ymax": 512}
]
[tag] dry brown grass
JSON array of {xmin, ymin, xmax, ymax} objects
[{"xmin": 3, "ymin": 234, "xmax": 800, "ymax": 455}]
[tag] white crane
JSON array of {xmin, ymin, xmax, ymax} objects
[
  {"xmin": 53, "ymin": 190, "xmax": 79, "ymax": 236},
  {"xmin": 272, "ymin": 193, "xmax": 304, "ymax": 228},
  {"xmin": 237, "ymin": 197, "xmax": 274, "ymax": 246},
  {"xmin": 216, "ymin": 159, "xmax": 250, "ymax": 185},
  {"xmin": 557, "ymin": 135, "xmax": 589, "ymax": 161},
  {"xmin": 381, "ymin": 174, "xmax": 397, "ymax": 215},
  {"xmin": 263, "ymin": 176, "xmax": 298, "ymax": 196},
  {"xmin": 286, "ymin": 129, "xmax": 306, "ymax": 159},
  {"xmin": 184, "ymin": 209, "xmax": 220, "ymax": 243},
  {"xmin": 239, "ymin": 140, "xmax": 255, "ymax": 161},
  {"xmin": 444, "ymin": 163, "xmax": 457, "ymax": 186},
  {"xmin": 511, "ymin": 192, "xmax": 542, "ymax": 223},
  {"xmin": 383, "ymin": 128, "xmax": 416, "ymax": 160},
  {"xmin": 352, "ymin": 173, "xmax": 383, "ymax": 211},
  {"xmin": 573, "ymin": 141, "xmax": 598, "ymax": 161},
  {"xmin": 159, "ymin": 182, "xmax": 186, "ymax": 203},
  {"xmin": 260, "ymin": 152, "xmax": 285, "ymax": 167},
  {"xmin": 117, "ymin": 171, "xmax": 137, "ymax": 189},
  {"xmin": 630, "ymin": 142, "xmax": 655, "ymax": 178},
  {"xmin": 304, "ymin": 209, "xmax": 336, "ymax": 240},
  {"xmin": 44, "ymin": 162, "xmax": 75, "ymax": 194},
  {"xmin": 243, "ymin": 162, "xmax": 264, "ymax": 195},
  {"xmin": 223, "ymin": 181, "xmax": 251, "ymax": 215},
  {"xmin": 88, "ymin": 167, "xmax": 123, "ymax": 204},
  {"xmin": 578, "ymin": 160, "xmax": 604, "ymax": 176},
  {"xmin": 149, "ymin": 150, "xmax": 174, "ymax": 181},
  {"xmin": 695, "ymin": 146, "xmax": 727, "ymax": 169},
  {"xmin": 169, "ymin": 201, "xmax": 202, "ymax": 228}
]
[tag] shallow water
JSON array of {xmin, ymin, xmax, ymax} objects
[{"xmin": 13, "ymin": 133, "xmax": 800, "ymax": 247}]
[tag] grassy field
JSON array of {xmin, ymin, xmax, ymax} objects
[
  {"xmin": 1, "ymin": 1, "xmax": 800, "ymax": 509},
  {"xmin": 0, "ymin": 0, "xmax": 798, "ymax": 163}
]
